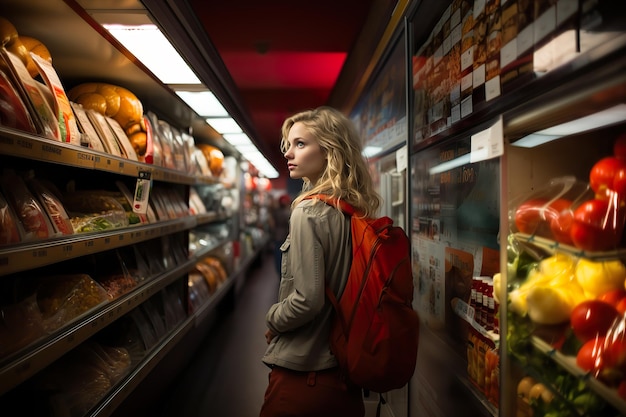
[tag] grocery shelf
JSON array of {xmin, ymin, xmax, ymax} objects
[
  {"xmin": 532, "ymin": 336, "xmax": 626, "ymax": 416},
  {"xmin": 513, "ymin": 233, "xmax": 626, "ymax": 262},
  {"xmin": 0, "ymin": 127, "xmax": 219, "ymax": 185},
  {"xmin": 86, "ymin": 315, "xmax": 195, "ymax": 417},
  {"xmin": 0, "ymin": 217, "xmax": 196, "ymax": 276},
  {"xmin": 0, "ymin": 259, "xmax": 191, "ymax": 395}
]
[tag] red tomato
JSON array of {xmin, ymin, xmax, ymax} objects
[
  {"xmin": 614, "ymin": 167, "xmax": 626, "ymax": 197},
  {"xmin": 617, "ymin": 298, "xmax": 626, "ymax": 315},
  {"xmin": 570, "ymin": 198, "xmax": 622, "ymax": 252},
  {"xmin": 590, "ymin": 157, "xmax": 626, "ymax": 194},
  {"xmin": 514, "ymin": 198, "xmax": 548, "ymax": 234},
  {"xmin": 599, "ymin": 289, "xmax": 626, "ymax": 307},
  {"xmin": 576, "ymin": 336, "xmax": 606, "ymax": 372},
  {"xmin": 548, "ymin": 199, "xmax": 574, "ymax": 245},
  {"xmin": 614, "ymin": 133, "xmax": 626, "ymax": 160},
  {"xmin": 570, "ymin": 300, "xmax": 619, "ymax": 343},
  {"xmin": 600, "ymin": 337, "xmax": 626, "ymax": 372}
]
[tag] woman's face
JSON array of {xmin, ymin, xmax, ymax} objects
[{"xmin": 283, "ymin": 122, "xmax": 327, "ymax": 183}]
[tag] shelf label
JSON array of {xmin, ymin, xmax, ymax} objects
[
  {"xmin": 133, "ymin": 171, "xmax": 152, "ymax": 214},
  {"xmin": 470, "ymin": 116, "xmax": 503, "ymax": 163}
]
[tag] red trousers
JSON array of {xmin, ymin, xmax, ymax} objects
[{"xmin": 259, "ymin": 366, "xmax": 365, "ymax": 417}]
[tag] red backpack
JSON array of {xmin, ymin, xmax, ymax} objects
[{"xmin": 309, "ymin": 195, "xmax": 420, "ymax": 393}]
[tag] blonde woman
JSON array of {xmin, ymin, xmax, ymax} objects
[{"xmin": 260, "ymin": 107, "xmax": 380, "ymax": 417}]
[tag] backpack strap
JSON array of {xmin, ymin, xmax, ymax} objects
[{"xmin": 305, "ymin": 194, "xmax": 360, "ymax": 216}]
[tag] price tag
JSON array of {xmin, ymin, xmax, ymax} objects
[{"xmin": 133, "ymin": 171, "xmax": 152, "ymax": 214}]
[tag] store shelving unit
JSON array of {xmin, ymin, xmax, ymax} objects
[{"xmin": 0, "ymin": 0, "xmax": 261, "ymax": 416}]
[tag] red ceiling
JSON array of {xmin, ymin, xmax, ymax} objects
[{"xmin": 188, "ymin": 0, "xmax": 389, "ymax": 177}]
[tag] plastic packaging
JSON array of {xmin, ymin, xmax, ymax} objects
[
  {"xmin": 63, "ymin": 191, "xmax": 128, "ymax": 233},
  {"xmin": 1, "ymin": 169, "xmax": 55, "ymax": 241},
  {"xmin": 0, "ymin": 190, "xmax": 23, "ymax": 245},
  {"xmin": 509, "ymin": 176, "xmax": 626, "ymax": 255},
  {"xmin": 36, "ymin": 274, "xmax": 109, "ymax": 332}
]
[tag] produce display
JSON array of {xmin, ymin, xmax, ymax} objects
[{"xmin": 507, "ymin": 132, "xmax": 626, "ymax": 416}]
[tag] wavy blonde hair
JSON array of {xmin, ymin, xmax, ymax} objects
[{"xmin": 280, "ymin": 106, "xmax": 381, "ymax": 217}]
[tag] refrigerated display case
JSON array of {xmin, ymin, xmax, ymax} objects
[{"xmin": 408, "ymin": 0, "xmax": 626, "ymax": 416}]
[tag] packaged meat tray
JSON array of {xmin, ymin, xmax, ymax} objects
[
  {"xmin": 26, "ymin": 176, "xmax": 74, "ymax": 236},
  {"xmin": 1, "ymin": 169, "xmax": 55, "ymax": 241}
]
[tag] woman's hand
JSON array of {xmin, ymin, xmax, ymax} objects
[{"xmin": 265, "ymin": 328, "xmax": 276, "ymax": 344}]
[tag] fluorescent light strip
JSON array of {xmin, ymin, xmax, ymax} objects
[
  {"xmin": 103, "ymin": 24, "xmax": 201, "ymax": 85},
  {"xmin": 206, "ymin": 117, "xmax": 243, "ymax": 134},
  {"xmin": 513, "ymin": 104, "xmax": 626, "ymax": 148},
  {"xmin": 176, "ymin": 91, "xmax": 228, "ymax": 117},
  {"xmin": 101, "ymin": 22, "xmax": 280, "ymax": 179},
  {"xmin": 223, "ymin": 133, "xmax": 253, "ymax": 146}
]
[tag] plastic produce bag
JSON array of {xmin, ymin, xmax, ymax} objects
[{"xmin": 509, "ymin": 176, "xmax": 626, "ymax": 254}]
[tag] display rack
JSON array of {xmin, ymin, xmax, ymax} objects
[{"xmin": 0, "ymin": 0, "xmax": 251, "ymax": 416}]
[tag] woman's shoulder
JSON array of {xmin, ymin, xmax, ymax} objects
[{"xmin": 292, "ymin": 198, "xmax": 342, "ymax": 220}]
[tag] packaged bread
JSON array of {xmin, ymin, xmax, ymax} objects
[{"xmin": 68, "ymin": 82, "xmax": 144, "ymax": 132}]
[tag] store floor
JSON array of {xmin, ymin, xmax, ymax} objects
[{"xmin": 154, "ymin": 251, "xmax": 279, "ymax": 417}]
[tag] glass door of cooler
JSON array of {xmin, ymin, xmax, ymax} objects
[{"xmin": 409, "ymin": 125, "xmax": 502, "ymax": 417}]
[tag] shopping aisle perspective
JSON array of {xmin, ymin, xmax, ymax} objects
[{"xmin": 153, "ymin": 253, "xmax": 279, "ymax": 417}]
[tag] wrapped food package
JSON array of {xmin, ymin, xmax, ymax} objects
[
  {"xmin": 161, "ymin": 285, "xmax": 186, "ymax": 329},
  {"xmin": 63, "ymin": 191, "xmax": 128, "ymax": 233},
  {"xmin": 188, "ymin": 271, "xmax": 211, "ymax": 311},
  {"xmin": 0, "ymin": 25, "xmax": 37, "ymax": 133},
  {"xmin": 26, "ymin": 176, "xmax": 73, "ymax": 236},
  {"xmin": 129, "ymin": 308, "xmax": 158, "ymax": 350},
  {"xmin": 197, "ymin": 144, "xmax": 225, "ymax": 177},
  {"xmin": 33, "ymin": 341, "xmax": 131, "ymax": 417},
  {"xmin": 1, "ymin": 48, "xmax": 59, "ymax": 140},
  {"xmin": 0, "ymin": 293, "xmax": 46, "ymax": 358},
  {"xmin": 18, "ymin": 35, "xmax": 53, "ymax": 79},
  {"xmin": 67, "ymin": 82, "xmax": 144, "ymax": 138},
  {"xmin": 36, "ymin": 274, "xmax": 109, "ymax": 332},
  {"xmin": 0, "ymin": 190, "xmax": 23, "ymax": 245},
  {"xmin": 1, "ymin": 169, "xmax": 54, "ymax": 241}
]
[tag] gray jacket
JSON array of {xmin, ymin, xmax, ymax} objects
[{"xmin": 262, "ymin": 198, "xmax": 352, "ymax": 371}]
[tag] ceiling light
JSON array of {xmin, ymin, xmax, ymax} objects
[
  {"xmin": 223, "ymin": 133, "xmax": 254, "ymax": 146},
  {"xmin": 512, "ymin": 104, "xmax": 626, "ymax": 148},
  {"xmin": 175, "ymin": 91, "xmax": 228, "ymax": 117},
  {"xmin": 103, "ymin": 24, "xmax": 201, "ymax": 85},
  {"xmin": 206, "ymin": 117, "xmax": 243, "ymax": 134}
]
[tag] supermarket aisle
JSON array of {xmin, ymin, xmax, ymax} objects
[{"xmin": 155, "ymin": 252, "xmax": 279, "ymax": 417}]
